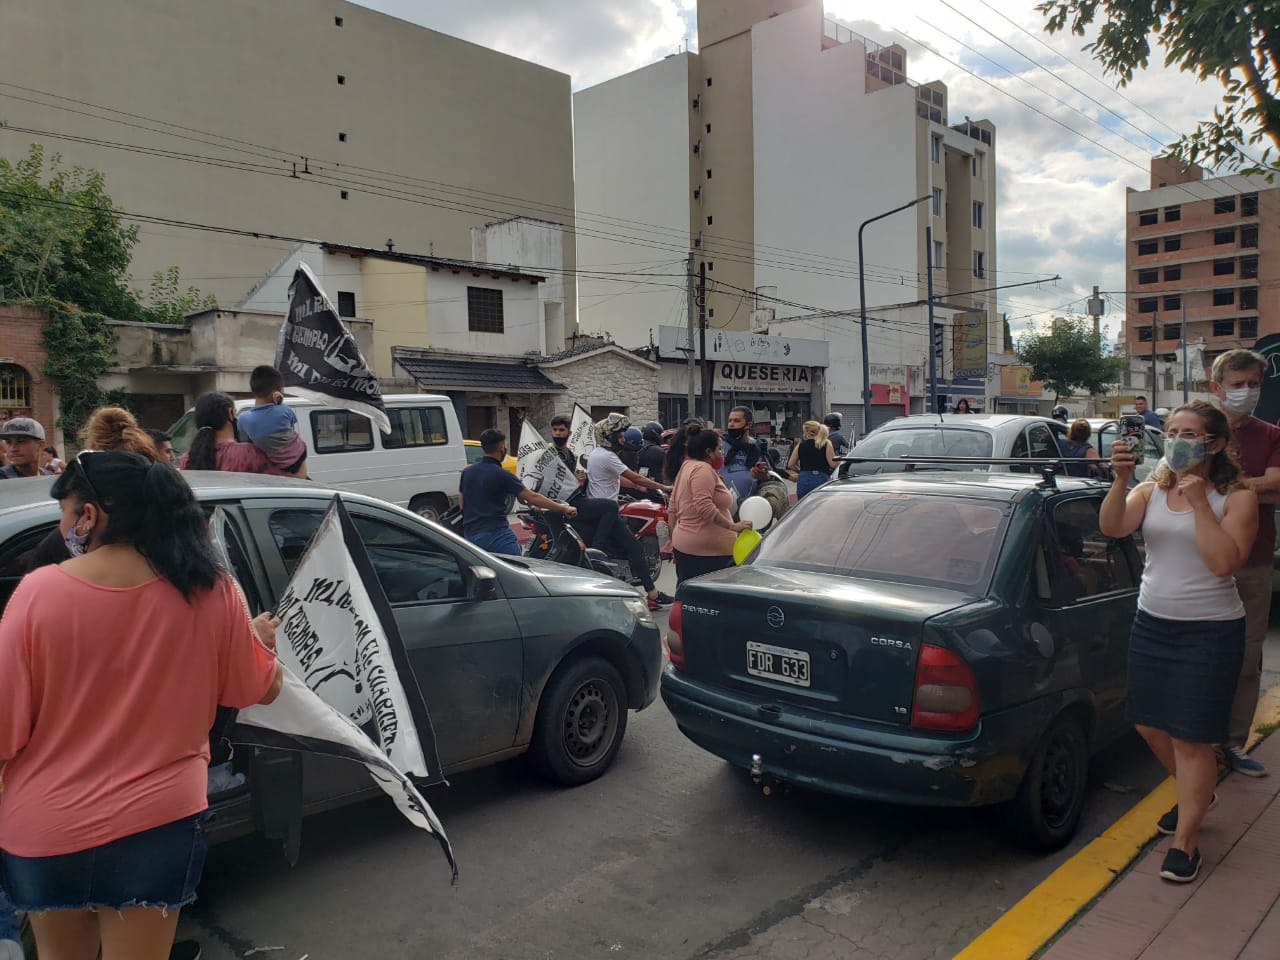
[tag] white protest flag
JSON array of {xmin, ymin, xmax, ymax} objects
[
  {"xmin": 568, "ymin": 403, "xmax": 596, "ymax": 468},
  {"xmin": 516, "ymin": 419, "xmax": 578, "ymax": 501}
]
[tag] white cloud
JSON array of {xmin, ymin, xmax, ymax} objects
[{"xmin": 355, "ymin": 0, "xmax": 1233, "ymax": 337}]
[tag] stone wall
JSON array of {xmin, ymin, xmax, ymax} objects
[
  {"xmin": 0, "ymin": 304, "xmax": 60, "ymax": 449},
  {"xmin": 540, "ymin": 348, "xmax": 659, "ymax": 424}
]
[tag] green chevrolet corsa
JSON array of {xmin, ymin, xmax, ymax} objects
[{"xmin": 661, "ymin": 472, "xmax": 1140, "ymax": 850}]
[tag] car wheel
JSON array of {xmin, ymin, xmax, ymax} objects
[
  {"xmin": 1008, "ymin": 712, "xmax": 1089, "ymax": 852},
  {"xmin": 410, "ymin": 494, "xmax": 448, "ymax": 524},
  {"xmin": 530, "ymin": 656, "xmax": 628, "ymax": 786},
  {"xmin": 641, "ymin": 533, "xmax": 662, "ymax": 583}
]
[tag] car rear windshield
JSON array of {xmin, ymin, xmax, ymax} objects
[
  {"xmin": 752, "ymin": 490, "xmax": 1008, "ymax": 592},
  {"xmin": 849, "ymin": 427, "xmax": 994, "ymax": 471}
]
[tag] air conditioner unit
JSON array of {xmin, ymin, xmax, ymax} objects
[{"xmin": 749, "ymin": 308, "xmax": 774, "ymax": 333}]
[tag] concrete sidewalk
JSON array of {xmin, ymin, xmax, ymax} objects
[{"xmin": 1039, "ymin": 731, "xmax": 1280, "ymax": 960}]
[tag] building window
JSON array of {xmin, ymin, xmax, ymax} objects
[
  {"xmin": 1241, "ymin": 318, "xmax": 1259, "ymax": 339},
  {"xmin": 706, "ymin": 215, "xmax": 713, "ymax": 225},
  {"xmin": 933, "ymin": 240, "xmax": 944, "ymax": 268},
  {"xmin": 706, "ymin": 168, "xmax": 712, "ymax": 179},
  {"xmin": 0, "ymin": 364, "xmax": 31, "ymax": 407},
  {"xmin": 1242, "ymin": 225, "xmax": 1259, "ymax": 247},
  {"xmin": 334, "ymin": 15, "xmax": 343, "ymax": 26},
  {"xmin": 336, "ymin": 291, "xmax": 356, "ymax": 317},
  {"xmin": 1213, "ymin": 289, "xmax": 1235, "ymax": 306},
  {"xmin": 972, "ymin": 201, "xmax": 984, "ymax": 229},
  {"xmin": 706, "ymin": 77, "xmax": 712, "ymax": 87},
  {"xmin": 1137, "ymin": 269, "xmax": 1158, "ymax": 285},
  {"xmin": 1137, "ymin": 298, "xmax": 1158, "ymax": 313},
  {"xmin": 706, "ymin": 123, "xmax": 711, "ymax": 133},
  {"xmin": 467, "ymin": 287, "xmax": 504, "ymax": 333},
  {"xmin": 1164, "ymin": 323, "xmax": 1181, "ymax": 340},
  {"xmin": 1242, "ymin": 193, "xmax": 1259, "ymax": 216},
  {"xmin": 1164, "ymin": 266, "xmax": 1181, "ymax": 282},
  {"xmin": 1213, "ymin": 318, "xmax": 1236, "ymax": 337},
  {"xmin": 932, "ymin": 187, "xmax": 943, "ymax": 216},
  {"xmin": 1214, "ymin": 258, "xmax": 1236, "ymax": 276},
  {"xmin": 1164, "ymin": 205, "xmax": 1181, "ymax": 222},
  {"xmin": 1164, "ymin": 236, "xmax": 1181, "ymax": 252},
  {"xmin": 1241, "ymin": 256, "xmax": 1259, "ymax": 279},
  {"xmin": 338, "ymin": 132, "xmax": 347, "ymax": 142},
  {"xmin": 1163, "ymin": 295, "xmax": 1181, "ymax": 311},
  {"xmin": 1214, "ymin": 196, "xmax": 1237, "ymax": 214},
  {"xmin": 931, "ymin": 135, "xmax": 941, "ymax": 163},
  {"xmin": 973, "ymin": 251, "xmax": 985, "ymax": 278},
  {"xmin": 1137, "ymin": 326, "xmax": 1154, "ymax": 342},
  {"xmin": 1138, "ymin": 239, "xmax": 1158, "ymax": 256},
  {"xmin": 1138, "ymin": 209, "xmax": 1158, "ymax": 226},
  {"xmin": 1241, "ymin": 287, "xmax": 1259, "ymax": 310},
  {"xmin": 1215, "ymin": 228, "xmax": 1236, "ymax": 245},
  {"xmin": 973, "ymin": 152, "xmax": 985, "ymax": 177},
  {"xmin": 337, "ymin": 74, "xmax": 346, "ymax": 84},
  {"xmin": 340, "ymin": 190, "xmax": 348, "ymax": 199}
]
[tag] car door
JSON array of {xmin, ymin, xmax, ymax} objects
[
  {"xmin": 1029, "ymin": 494, "xmax": 1138, "ymax": 743},
  {"xmin": 248, "ymin": 501, "xmax": 523, "ymax": 770},
  {"xmin": 1010, "ymin": 422, "xmax": 1061, "ymax": 473}
]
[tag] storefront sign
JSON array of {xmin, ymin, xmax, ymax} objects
[
  {"xmin": 952, "ymin": 312, "xmax": 988, "ymax": 379},
  {"xmin": 999, "ymin": 365, "xmax": 1043, "ymax": 398},
  {"xmin": 716, "ymin": 362, "xmax": 811, "ymax": 393},
  {"xmin": 659, "ymin": 325, "xmax": 828, "ymax": 368}
]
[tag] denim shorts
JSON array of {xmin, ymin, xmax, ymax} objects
[{"xmin": 0, "ymin": 811, "xmax": 212, "ymax": 913}]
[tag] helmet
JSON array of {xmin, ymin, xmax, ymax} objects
[
  {"xmin": 620, "ymin": 426, "xmax": 644, "ymax": 451},
  {"xmin": 642, "ymin": 420, "xmax": 664, "ymax": 445},
  {"xmin": 593, "ymin": 412, "xmax": 632, "ymax": 447},
  {"xmin": 823, "ymin": 412, "xmax": 842, "ymax": 431},
  {"xmin": 1051, "ymin": 405, "xmax": 1069, "ymax": 422}
]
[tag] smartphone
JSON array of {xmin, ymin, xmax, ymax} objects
[{"xmin": 1119, "ymin": 415, "xmax": 1146, "ymax": 464}]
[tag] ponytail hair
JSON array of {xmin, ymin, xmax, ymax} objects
[
  {"xmin": 186, "ymin": 392, "xmax": 234, "ymax": 471},
  {"xmin": 686, "ymin": 425, "xmax": 721, "ymax": 461},
  {"xmin": 51, "ymin": 451, "xmax": 222, "ymax": 601},
  {"xmin": 663, "ymin": 420, "xmax": 703, "ymax": 484},
  {"xmin": 803, "ymin": 420, "xmax": 830, "ymax": 449},
  {"xmin": 79, "ymin": 406, "xmax": 160, "ymax": 460},
  {"xmin": 1152, "ymin": 400, "xmax": 1244, "ymax": 495}
]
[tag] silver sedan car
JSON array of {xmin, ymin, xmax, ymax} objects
[{"xmin": 842, "ymin": 414, "xmax": 1071, "ymax": 476}]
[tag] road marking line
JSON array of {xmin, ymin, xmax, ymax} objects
[{"xmin": 953, "ymin": 686, "xmax": 1280, "ymax": 960}]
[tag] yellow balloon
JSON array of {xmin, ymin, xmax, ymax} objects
[{"xmin": 733, "ymin": 528, "xmax": 762, "ymax": 565}]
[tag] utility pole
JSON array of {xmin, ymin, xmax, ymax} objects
[
  {"xmin": 686, "ymin": 253, "xmax": 696, "ymax": 418},
  {"xmin": 1086, "ymin": 285, "xmax": 1105, "ymax": 337},
  {"xmin": 926, "ymin": 226, "xmax": 938, "ymax": 414},
  {"xmin": 698, "ymin": 261, "xmax": 709, "ymax": 421}
]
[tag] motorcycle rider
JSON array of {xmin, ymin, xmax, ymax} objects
[
  {"xmin": 1051, "ymin": 405, "xmax": 1070, "ymax": 424},
  {"xmin": 638, "ymin": 421, "xmax": 666, "ymax": 478},
  {"xmin": 550, "ymin": 414, "xmax": 618, "ymax": 551},
  {"xmin": 824, "ymin": 412, "xmax": 850, "ymax": 458},
  {"xmin": 719, "ymin": 407, "xmax": 770, "ymax": 503},
  {"xmin": 586, "ymin": 414, "xmax": 674, "ymax": 609}
]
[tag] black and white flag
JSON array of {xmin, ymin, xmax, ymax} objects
[
  {"xmin": 276, "ymin": 263, "xmax": 390, "ymax": 435},
  {"xmin": 516, "ymin": 419, "xmax": 578, "ymax": 501}
]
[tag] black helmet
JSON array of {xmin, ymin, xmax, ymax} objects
[
  {"xmin": 1051, "ymin": 405, "xmax": 1069, "ymax": 422},
  {"xmin": 823, "ymin": 412, "xmax": 842, "ymax": 431},
  {"xmin": 642, "ymin": 420, "xmax": 664, "ymax": 444}
]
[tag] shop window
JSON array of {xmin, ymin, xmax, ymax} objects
[{"xmin": 466, "ymin": 287, "xmax": 504, "ymax": 333}]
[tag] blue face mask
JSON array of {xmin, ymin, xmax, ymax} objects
[
  {"xmin": 64, "ymin": 518, "xmax": 91, "ymax": 557},
  {"xmin": 1166, "ymin": 437, "xmax": 1208, "ymax": 473}
]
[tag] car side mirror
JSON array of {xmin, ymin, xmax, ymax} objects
[{"xmin": 468, "ymin": 565, "xmax": 499, "ymax": 601}]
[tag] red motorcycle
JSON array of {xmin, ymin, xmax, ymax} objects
[{"xmin": 522, "ymin": 493, "xmax": 669, "ymax": 586}]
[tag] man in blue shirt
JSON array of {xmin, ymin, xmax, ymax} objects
[
  {"xmin": 459, "ymin": 428, "xmax": 576, "ymax": 555},
  {"xmin": 1134, "ymin": 395, "xmax": 1162, "ymax": 428}
]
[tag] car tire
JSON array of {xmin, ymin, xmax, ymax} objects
[
  {"xmin": 410, "ymin": 494, "xmax": 448, "ymax": 524},
  {"xmin": 1008, "ymin": 712, "xmax": 1089, "ymax": 852},
  {"xmin": 530, "ymin": 656, "xmax": 629, "ymax": 787}
]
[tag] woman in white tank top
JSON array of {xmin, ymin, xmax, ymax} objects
[{"xmin": 1100, "ymin": 401, "xmax": 1257, "ymax": 883}]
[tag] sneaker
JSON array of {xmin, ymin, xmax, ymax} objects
[
  {"xmin": 653, "ymin": 591, "xmax": 676, "ymax": 606},
  {"xmin": 1222, "ymin": 745, "xmax": 1268, "ymax": 778},
  {"xmin": 1159, "ymin": 847, "xmax": 1202, "ymax": 883},
  {"xmin": 170, "ymin": 941, "xmax": 203, "ymax": 960},
  {"xmin": 1156, "ymin": 792, "xmax": 1218, "ymax": 835}
]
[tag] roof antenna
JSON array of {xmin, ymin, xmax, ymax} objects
[{"xmin": 385, "ymin": 238, "xmax": 395, "ymax": 252}]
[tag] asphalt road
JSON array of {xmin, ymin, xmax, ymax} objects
[{"xmin": 175, "ymin": 565, "xmax": 1280, "ymax": 960}]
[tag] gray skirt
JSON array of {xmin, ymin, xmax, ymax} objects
[{"xmin": 1127, "ymin": 609, "xmax": 1244, "ymax": 743}]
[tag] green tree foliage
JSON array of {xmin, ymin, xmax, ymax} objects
[
  {"xmin": 1039, "ymin": 1, "xmax": 1280, "ymax": 175},
  {"xmin": 144, "ymin": 265, "xmax": 217, "ymax": 324},
  {"xmin": 1017, "ymin": 317, "xmax": 1126, "ymax": 400},
  {"xmin": 41, "ymin": 301, "xmax": 130, "ymax": 436}
]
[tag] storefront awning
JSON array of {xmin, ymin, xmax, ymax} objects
[{"xmin": 397, "ymin": 356, "xmax": 566, "ymax": 394}]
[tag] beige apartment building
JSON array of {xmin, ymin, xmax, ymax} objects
[
  {"xmin": 0, "ymin": 0, "xmax": 577, "ymax": 331},
  {"xmin": 1125, "ymin": 158, "xmax": 1277, "ymax": 374}
]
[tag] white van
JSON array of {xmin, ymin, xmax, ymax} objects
[{"xmin": 169, "ymin": 394, "xmax": 466, "ymax": 521}]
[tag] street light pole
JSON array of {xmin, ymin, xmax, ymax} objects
[{"xmin": 859, "ymin": 194, "xmax": 931, "ymax": 437}]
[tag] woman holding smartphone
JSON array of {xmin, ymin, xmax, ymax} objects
[{"xmin": 1100, "ymin": 400, "xmax": 1256, "ymax": 883}]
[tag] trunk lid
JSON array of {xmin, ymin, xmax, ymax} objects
[{"xmin": 676, "ymin": 565, "xmax": 976, "ymax": 725}]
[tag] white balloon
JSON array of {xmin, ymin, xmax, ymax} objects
[{"xmin": 739, "ymin": 495, "xmax": 773, "ymax": 531}]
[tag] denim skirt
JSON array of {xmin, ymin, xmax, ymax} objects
[
  {"xmin": 0, "ymin": 812, "xmax": 211, "ymax": 912},
  {"xmin": 1127, "ymin": 609, "xmax": 1245, "ymax": 744}
]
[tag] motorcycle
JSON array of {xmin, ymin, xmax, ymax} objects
[{"xmin": 522, "ymin": 495, "xmax": 668, "ymax": 586}]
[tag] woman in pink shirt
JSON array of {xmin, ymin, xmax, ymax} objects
[
  {"xmin": 0, "ymin": 451, "xmax": 283, "ymax": 959},
  {"xmin": 669, "ymin": 426, "xmax": 752, "ymax": 583},
  {"xmin": 179, "ymin": 392, "xmax": 275, "ymax": 474}
]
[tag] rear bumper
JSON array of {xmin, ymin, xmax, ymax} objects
[{"xmin": 660, "ymin": 667, "xmax": 1030, "ymax": 806}]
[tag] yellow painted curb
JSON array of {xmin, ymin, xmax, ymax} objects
[{"xmin": 953, "ymin": 684, "xmax": 1280, "ymax": 960}]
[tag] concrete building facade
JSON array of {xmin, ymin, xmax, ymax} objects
[
  {"xmin": 1, "ymin": 0, "xmax": 577, "ymax": 332},
  {"xmin": 1124, "ymin": 157, "xmax": 1278, "ymax": 384},
  {"xmin": 573, "ymin": 0, "xmax": 999, "ymax": 433}
]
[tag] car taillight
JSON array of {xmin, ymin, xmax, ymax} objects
[
  {"xmin": 666, "ymin": 600, "xmax": 684, "ymax": 666},
  {"xmin": 910, "ymin": 644, "xmax": 979, "ymax": 732}
]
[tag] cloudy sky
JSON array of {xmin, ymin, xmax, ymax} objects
[{"xmin": 357, "ymin": 0, "xmax": 1228, "ymax": 341}]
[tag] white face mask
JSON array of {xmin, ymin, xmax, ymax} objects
[{"xmin": 1222, "ymin": 386, "xmax": 1261, "ymax": 416}]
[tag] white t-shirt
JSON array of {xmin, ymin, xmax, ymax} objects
[{"xmin": 586, "ymin": 446, "xmax": 628, "ymax": 501}]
